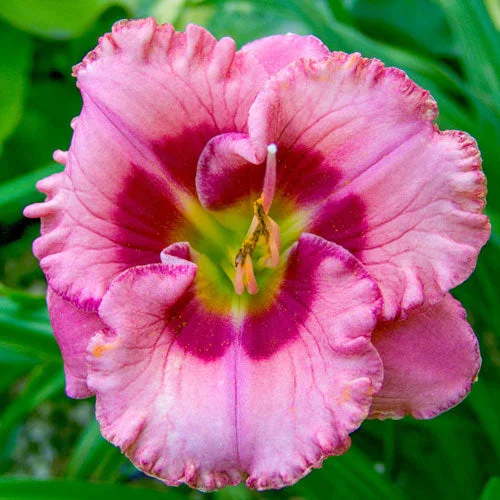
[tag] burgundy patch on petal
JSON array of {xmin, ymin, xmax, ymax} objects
[
  {"xmin": 152, "ymin": 124, "xmax": 222, "ymax": 195},
  {"xmin": 242, "ymin": 301, "xmax": 300, "ymax": 360},
  {"xmin": 242, "ymin": 274, "xmax": 310, "ymax": 360},
  {"xmin": 276, "ymin": 146, "xmax": 341, "ymax": 205},
  {"xmin": 167, "ymin": 290, "xmax": 235, "ymax": 360},
  {"xmin": 209, "ymin": 160, "xmax": 265, "ymax": 211},
  {"xmin": 242, "ymin": 232, "xmax": 379, "ymax": 359},
  {"xmin": 159, "ymin": 242, "xmax": 235, "ymax": 361},
  {"xmin": 112, "ymin": 163, "xmax": 185, "ymax": 268},
  {"xmin": 309, "ymin": 193, "xmax": 368, "ymax": 253},
  {"xmin": 197, "ymin": 139, "xmax": 344, "ymax": 214},
  {"xmin": 196, "ymin": 132, "xmax": 265, "ymax": 211}
]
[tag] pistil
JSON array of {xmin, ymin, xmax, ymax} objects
[{"xmin": 234, "ymin": 144, "xmax": 281, "ymax": 295}]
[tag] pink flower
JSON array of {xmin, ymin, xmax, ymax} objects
[{"xmin": 24, "ymin": 19, "xmax": 489, "ymax": 490}]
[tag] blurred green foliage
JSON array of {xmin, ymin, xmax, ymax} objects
[{"xmin": 0, "ymin": 0, "xmax": 499, "ymax": 499}]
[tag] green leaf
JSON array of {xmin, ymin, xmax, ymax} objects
[
  {"xmin": 0, "ymin": 362, "xmax": 33, "ymax": 393},
  {"xmin": 140, "ymin": 0, "xmax": 187, "ymax": 24},
  {"xmin": 0, "ymin": 288, "xmax": 59, "ymax": 361},
  {"xmin": 485, "ymin": 0, "xmax": 500, "ymax": 30},
  {"xmin": 0, "ymin": 21, "xmax": 32, "ymax": 155},
  {"xmin": 0, "ymin": 79, "xmax": 81, "ymax": 183},
  {"xmin": 0, "ymin": 0, "xmax": 136, "ymax": 40},
  {"xmin": 67, "ymin": 420, "xmax": 126, "ymax": 481},
  {"xmin": 481, "ymin": 478, "xmax": 500, "ymax": 500},
  {"xmin": 324, "ymin": 0, "xmax": 355, "ymax": 25},
  {"xmin": 0, "ymin": 164, "xmax": 62, "ymax": 223},
  {"xmin": 468, "ymin": 381, "xmax": 500, "ymax": 465},
  {"xmin": 212, "ymin": 0, "xmax": 469, "ymax": 97},
  {"xmin": 213, "ymin": 484, "xmax": 253, "ymax": 500},
  {"xmin": 0, "ymin": 363, "xmax": 64, "ymax": 453},
  {"xmin": 300, "ymin": 3, "xmax": 467, "ymax": 96},
  {"xmin": 289, "ymin": 445, "xmax": 407, "ymax": 500},
  {"xmin": 350, "ymin": 0, "xmax": 455, "ymax": 57},
  {"xmin": 437, "ymin": 0, "xmax": 500, "ymax": 114},
  {"xmin": 0, "ymin": 478, "xmax": 187, "ymax": 500},
  {"xmin": 0, "ymin": 335, "xmax": 37, "ymax": 390}
]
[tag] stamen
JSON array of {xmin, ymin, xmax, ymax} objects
[
  {"xmin": 234, "ymin": 260, "xmax": 245, "ymax": 295},
  {"xmin": 233, "ymin": 144, "xmax": 281, "ymax": 295},
  {"xmin": 234, "ymin": 251, "xmax": 259, "ymax": 295},
  {"xmin": 243, "ymin": 256, "xmax": 259, "ymax": 295},
  {"xmin": 264, "ymin": 217, "xmax": 281, "ymax": 268}
]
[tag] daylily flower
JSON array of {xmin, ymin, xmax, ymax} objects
[{"xmin": 24, "ymin": 19, "xmax": 489, "ymax": 490}]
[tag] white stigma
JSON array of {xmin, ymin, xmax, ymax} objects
[
  {"xmin": 262, "ymin": 144, "xmax": 278, "ymax": 214},
  {"xmin": 267, "ymin": 143, "xmax": 278, "ymax": 155}
]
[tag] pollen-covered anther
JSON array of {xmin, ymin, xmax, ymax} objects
[{"xmin": 234, "ymin": 144, "xmax": 281, "ymax": 295}]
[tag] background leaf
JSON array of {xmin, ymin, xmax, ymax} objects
[
  {"xmin": 0, "ymin": 478, "xmax": 186, "ymax": 500},
  {"xmin": 0, "ymin": 289, "xmax": 59, "ymax": 361},
  {"xmin": 0, "ymin": 21, "xmax": 32, "ymax": 155},
  {"xmin": 481, "ymin": 478, "xmax": 500, "ymax": 500},
  {"xmin": 0, "ymin": 0, "xmax": 135, "ymax": 39},
  {"xmin": 0, "ymin": 164, "xmax": 62, "ymax": 224}
]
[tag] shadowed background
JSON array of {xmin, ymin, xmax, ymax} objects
[{"xmin": 0, "ymin": 0, "xmax": 499, "ymax": 499}]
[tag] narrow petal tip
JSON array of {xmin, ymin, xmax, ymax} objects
[{"xmin": 53, "ymin": 149, "xmax": 68, "ymax": 165}]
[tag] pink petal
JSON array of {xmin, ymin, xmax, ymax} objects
[
  {"xmin": 24, "ymin": 148, "xmax": 180, "ymax": 310},
  {"xmin": 238, "ymin": 233, "xmax": 383, "ymax": 488},
  {"xmin": 370, "ymin": 293, "xmax": 481, "ymax": 420},
  {"xmin": 47, "ymin": 287, "xmax": 104, "ymax": 398},
  {"xmin": 87, "ymin": 260, "xmax": 242, "ymax": 490},
  {"xmin": 74, "ymin": 19, "xmax": 267, "ymax": 193},
  {"xmin": 87, "ymin": 234, "xmax": 382, "ymax": 490},
  {"xmin": 247, "ymin": 52, "xmax": 489, "ymax": 319},
  {"xmin": 240, "ymin": 33, "xmax": 330, "ymax": 75},
  {"xmin": 24, "ymin": 19, "xmax": 267, "ymax": 310},
  {"xmin": 196, "ymin": 132, "xmax": 264, "ymax": 211}
]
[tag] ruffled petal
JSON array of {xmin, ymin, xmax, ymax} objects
[
  {"xmin": 311, "ymin": 129, "xmax": 489, "ymax": 320},
  {"xmin": 24, "ymin": 19, "xmax": 267, "ymax": 310},
  {"xmin": 74, "ymin": 18, "xmax": 267, "ymax": 193},
  {"xmin": 88, "ymin": 259, "xmax": 243, "ymax": 490},
  {"xmin": 238, "ymin": 233, "xmax": 383, "ymax": 488},
  {"xmin": 240, "ymin": 34, "xmax": 329, "ymax": 75},
  {"xmin": 24, "ymin": 144, "xmax": 182, "ymax": 310},
  {"xmin": 87, "ymin": 233, "xmax": 382, "ymax": 490},
  {"xmin": 369, "ymin": 293, "xmax": 481, "ymax": 420},
  {"xmin": 47, "ymin": 287, "xmax": 104, "ymax": 398},
  {"xmin": 247, "ymin": 52, "xmax": 489, "ymax": 319}
]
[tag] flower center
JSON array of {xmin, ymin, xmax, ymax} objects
[
  {"xmin": 173, "ymin": 144, "xmax": 305, "ymax": 314},
  {"xmin": 234, "ymin": 144, "xmax": 281, "ymax": 295}
]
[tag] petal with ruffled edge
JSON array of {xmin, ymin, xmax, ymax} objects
[
  {"xmin": 369, "ymin": 293, "xmax": 481, "ymax": 420},
  {"xmin": 24, "ymin": 19, "xmax": 267, "ymax": 310},
  {"xmin": 240, "ymin": 33, "xmax": 330, "ymax": 75},
  {"xmin": 47, "ymin": 287, "xmax": 104, "ymax": 398},
  {"xmin": 87, "ymin": 233, "xmax": 382, "ymax": 490},
  {"xmin": 73, "ymin": 19, "xmax": 267, "ymax": 193},
  {"xmin": 245, "ymin": 52, "xmax": 489, "ymax": 319},
  {"xmin": 238, "ymin": 233, "xmax": 383, "ymax": 488}
]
